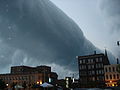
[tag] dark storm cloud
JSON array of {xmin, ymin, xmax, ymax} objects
[{"xmin": 0, "ymin": 0, "xmax": 98, "ymax": 75}]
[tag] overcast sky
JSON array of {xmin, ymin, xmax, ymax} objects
[
  {"xmin": 0, "ymin": 0, "xmax": 120, "ymax": 78},
  {"xmin": 50, "ymin": 0, "xmax": 120, "ymax": 58}
]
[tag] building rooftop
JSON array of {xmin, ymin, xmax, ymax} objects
[{"xmin": 78, "ymin": 53, "xmax": 105, "ymax": 59}]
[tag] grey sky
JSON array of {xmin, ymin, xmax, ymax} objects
[
  {"xmin": 0, "ymin": 0, "xmax": 119, "ymax": 78},
  {"xmin": 50, "ymin": 0, "xmax": 120, "ymax": 57},
  {"xmin": 0, "ymin": 0, "xmax": 100, "ymax": 78}
]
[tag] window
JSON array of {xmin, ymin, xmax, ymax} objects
[
  {"xmin": 88, "ymin": 59, "xmax": 91, "ymax": 63},
  {"xmin": 110, "ymin": 74, "xmax": 112, "ymax": 79},
  {"xmin": 106, "ymin": 75, "xmax": 108, "ymax": 79},
  {"xmin": 99, "ymin": 57, "xmax": 102, "ymax": 62},
  {"xmin": 96, "ymin": 58, "xmax": 99, "ymax": 62},
  {"xmin": 92, "ymin": 65, "xmax": 94, "ymax": 69},
  {"xmin": 96, "ymin": 64, "xmax": 98, "ymax": 68},
  {"xmin": 117, "ymin": 74, "xmax": 119, "ymax": 79},
  {"xmin": 83, "ymin": 59, "xmax": 86, "ymax": 63},
  {"xmin": 92, "ymin": 77, "xmax": 95, "ymax": 81},
  {"xmin": 88, "ymin": 65, "xmax": 91, "ymax": 69},
  {"xmin": 101, "ymin": 64, "xmax": 103, "ymax": 68},
  {"xmin": 96, "ymin": 70, "xmax": 99, "ymax": 75},
  {"xmin": 79, "ymin": 60, "xmax": 82, "ymax": 64},
  {"xmin": 84, "ymin": 65, "xmax": 86, "ymax": 69},
  {"xmin": 81, "ymin": 65, "xmax": 83, "ymax": 69},
  {"xmin": 91, "ymin": 59, "xmax": 93, "ymax": 63},
  {"xmin": 97, "ymin": 77, "xmax": 99, "ymax": 80},
  {"xmin": 89, "ymin": 71, "xmax": 92, "ymax": 75},
  {"xmin": 81, "ymin": 65, "xmax": 85, "ymax": 69},
  {"xmin": 113, "ymin": 74, "xmax": 116, "ymax": 79},
  {"xmin": 98, "ymin": 64, "xmax": 101, "ymax": 68},
  {"xmin": 92, "ymin": 71, "xmax": 95, "ymax": 75},
  {"xmin": 109, "ymin": 67, "xmax": 111, "ymax": 72},
  {"xmin": 102, "ymin": 70, "xmax": 104, "ymax": 74},
  {"xmin": 112, "ymin": 67, "xmax": 115, "ymax": 72},
  {"xmin": 105, "ymin": 67, "xmax": 107, "ymax": 72},
  {"xmin": 99, "ymin": 70, "xmax": 102, "ymax": 74}
]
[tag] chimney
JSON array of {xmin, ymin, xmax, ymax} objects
[
  {"xmin": 94, "ymin": 51, "xmax": 96, "ymax": 54},
  {"xmin": 117, "ymin": 58, "xmax": 119, "ymax": 64}
]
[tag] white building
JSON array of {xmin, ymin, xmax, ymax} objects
[{"xmin": 104, "ymin": 64, "xmax": 120, "ymax": 87}]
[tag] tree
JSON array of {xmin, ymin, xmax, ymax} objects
[{"xmin": 0, "ymin": 79, "xmax": 7, "ymax": 90}]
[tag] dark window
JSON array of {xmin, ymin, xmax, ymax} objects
[
  {"xmin": 117, "ymin": 74, "xmax": 119, "ymax": 79},
  {"xmin": 105, "ymin": 68, "xmax": 107, "ymax": 72},
  {"xmin": 109, "ymin": 67, "xmax": 111, "ymax": 72},
  {"xmin": 96, "ymin": 58, "xmax": 98, "ymax": 62},
  {"xmin": 106, "ymin": 75, "xmax": 108, "ymax": 79},
  {"xmin": 99, "ymin": 57, "xmax": 102, "ymax": 62},
  {"xmin": 83, "ymin": 59, "xmax": 86, "ymax": 63},
  {"xmin": 110, "ymin": 74, "xmax": 112, "ymax": 79},
  {"xmin": 88, "ymin": 59, "xmax": 90, "ymax": 63},
  {"xmin": 92, "ymin": 65, "xmax": 94, "ymax": 69},
  {"xmin": 113, "ymin": 74, "xmax": 116, "ymax": 79},
  {"xmin": 91, "ymin": 59, "xmax": 93, "ymax": 62},
  {"xmin": 113, "ymin": 67, "xmax": 115, "ymax": 72}
]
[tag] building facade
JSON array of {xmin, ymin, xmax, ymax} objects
[
  {"xmin": 104, "ymin": 64, "xmax": 120, "ymax": 87},
  {"xmin": 0, "ymin": 65, "xmax": 58, "ymax": 89},
  {"xmin": 77, "ymin": 52, "xmax": 110, "ymax": 88}
]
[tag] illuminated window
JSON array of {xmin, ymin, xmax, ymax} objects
[
  {"xmin": 37, "ymin": 81, "xmax": 39, "ymax": 84},
  {"xmin": 40, "ymin": 80, "xmax": 42, "ymax": 84},
  {"xmin": 49, "ymin": 78, "xmax": 51, "ymax": 83}
]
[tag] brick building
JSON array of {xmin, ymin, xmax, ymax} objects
[
  {"xmin": 77, "ymin": 51, "xmax": 110, "ymax": 88},
  {"xmin": 0, "ymin": 65, "xmax": 58, "ymax": 89}
]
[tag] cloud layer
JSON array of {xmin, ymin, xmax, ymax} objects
[
  {"xmin": 99, "ymin": 0, "xmax": 120, "ymax": 58},
  {"xmin": 0, "ymin": 0, "xmax": 98, "ymax": 77}
]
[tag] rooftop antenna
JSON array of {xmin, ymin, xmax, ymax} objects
[{"xmin": 94, "ymin": 50, "xmax": 96, "ymax": 54}]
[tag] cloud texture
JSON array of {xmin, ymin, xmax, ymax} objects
[
  {"xmin": 99, "ymin": 0, "xmax": 120, "ymax": 58},
  {"xmin": 0, "ymin": 0, "xmax": 98, "ymax": 77}
]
